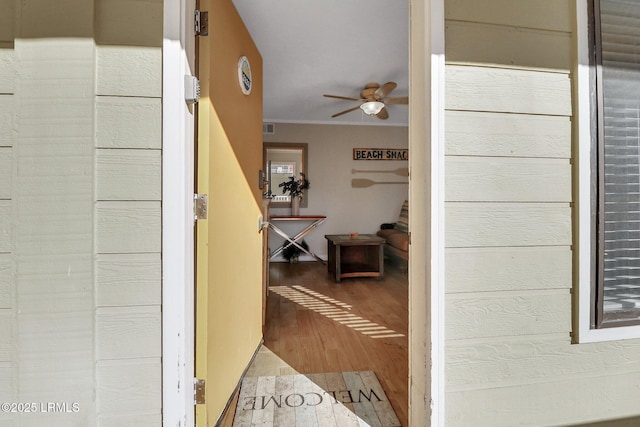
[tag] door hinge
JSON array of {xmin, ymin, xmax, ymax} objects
[
  {"xmin": 195, "ymin": 10, "xmax": 209, "ymax": 36},
  {"xmin": 194, "ymin": 378, "xmax": 206, "ymax": 405},
  {"xmin": 194, "ymin": 194, "xmax": 208, "ymax": 221}
]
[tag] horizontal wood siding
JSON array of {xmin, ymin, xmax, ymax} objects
[
  {"xmin": 0, "ymin": 49, "xmax": 13, "ymax": 93},
  {"xmin": 96, "ymin": 97, "xmax": 161, "ymax": 149},
  {"xmin": 12, "ymin": 38, "xmax": 96, "ymax": 425},
  {"xmin": 2, "ymin": 3, "xmax": 163, "ymax": 425},
  {"xmin": 446, "ymin": 111, "xmax": 571, "ymax": 158},
  {"xmin": 447, "ymin": 291, "xmax": 571, "ymax": 340},
  {"xmin": 97, "ymin": 149, "xmax": 161, "ymax": 200},
  {"xmin": 445, "ymin": 0, "xmax": 572, "ymax": 32},
  {"xmin": 0, "ymin": 255, "xmax": 10, "ymax": 308},
  {"xmin": 447, "ymin": 334, "xmax": 640, "ymax": 391},
  {"xmin": 447, "ymin": 371, "xmax": 640, "ymax": 427},
  {"xmin": 96, "ymin": 306, "xmax": 161, "ymax": 360},
  {"xmin": 95, "ymin": 0, "xmax": 163, "ymax": 47},
  {"xmin": 97, "ymin": 358, "xmax": 162, "ymax": 427},
  {"xmin": 446, "ymin": 247, "xmax": 572, "ymax": 293},
  {"xmin": 446, "ymin": 157, "xmax": 571, "ymax": 202},
  {"xmin": 0, "ymin": 201, "xmax": 9, "ymax": 254},
  {"xmin": 0, "ymin": 33, "xmax": 13, "ymax": 423},
  {"xmin": 446, "ymin": 203, "xmax": 572, "ymax": 247},
  {"xmin": 96, "ymin": 46, "xmax": 161, "ymax": 97},
  {"xmin": 0, "ymin": 148, "xmax": 10, "ymax": 199},
  {"xmin": 95, "ymin": 20, "xmax": 163, "ymax": 424},
  {"xmin": 96, "ymin": 253, "xmax": 161, "ymax": 307},
  {"xmin": 96, "ymin": 201, "xmax": 161, "ymax": 253},
  {"xmin": 445, "ymin": 65, "xmax": 572, "ymax": 116},
  {"xmin": 0, "ymin": 362, "xmax": 11, "ymax": 402},
  {"xmin": 446, "ymin": 21, "xmax": 572, "ymax": 70},
  {"xmin": 444, "ymin": 1, "xmax": 640, "ymax": 425}
]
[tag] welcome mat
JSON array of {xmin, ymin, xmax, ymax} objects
[{"xmin": 233, "ymin": 371, "xmax": 401, "ymax": 427}]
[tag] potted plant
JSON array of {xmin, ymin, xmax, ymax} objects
[
  {"xmin": 281, "ymin": 239, "xmax": 309, "ymax": 263},
  {"xmin": 279, "ymin": 172, "xmax": 310, "ymax": 215}
]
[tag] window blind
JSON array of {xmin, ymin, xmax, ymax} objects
[{"xmin": 599, "ymin": 0, "xmax": 640, "ymax": 322}]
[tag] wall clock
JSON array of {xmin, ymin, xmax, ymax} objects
[{"xmin": 238, "ymin": 56, "xmax": 252, "ymax": 95}]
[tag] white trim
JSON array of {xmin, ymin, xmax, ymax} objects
[
  {"xmin": 163, "ymin": 0, "xmax": 196, "ymax": 425},
  {"xmin": 408, "ymin": 0, "xmax": 446, "ymax": 424},
  {"xmin": 428, "ymin": 0, "xmax": 446, "ymax": 424},
  {"xmin": 575, "ymin": 0, "xmax": 640, "ymax": 343}
]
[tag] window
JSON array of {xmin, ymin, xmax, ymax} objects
[
  {"xmin": 589, "ymin": 0, "xmax": 640, "ymax": 329},
  {"xmin": 263, "ymin": 143, "xmax": 308, "ymax": 207}
]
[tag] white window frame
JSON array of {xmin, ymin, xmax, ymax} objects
[{"xmin": 576, "ymin": 0, "xmax": 640, "ymax": 343}]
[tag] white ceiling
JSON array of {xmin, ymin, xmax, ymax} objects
[{"xmin": 232, "ymin": 0, "xmax": 409, "ymax": 126}]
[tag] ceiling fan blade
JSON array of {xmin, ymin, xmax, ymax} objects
[
  {"xmin": 331, "ymin": 105, "xmax": 361, "ymax": 118},
  {"xmin": 375, "ymin": 81, "xmax": 397, "ymax": 98},
  {"xmin": 323, "ymin": 94, "xmax": 363, "ymax": 102},
  {"xmin": 376, "ymin": 107, "xmax": 389, "ymax": 120},
  {"xmin": 385, "ymin": 96, "xmax": 408, "ymax": 104},
  {"xmin": 360, "ymin": 87, "xmax": 378, "ymax": 100}
]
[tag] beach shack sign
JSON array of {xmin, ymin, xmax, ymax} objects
[{"xmin": 353, "ymin": 148, "xmax": 408, "ymax": 161}]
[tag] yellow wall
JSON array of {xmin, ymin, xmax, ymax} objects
[{"xmin": 196, "ymin": 0, "xmax": 264, "ymax": 424}]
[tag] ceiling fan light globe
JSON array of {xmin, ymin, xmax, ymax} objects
[{"xmin": 360, "ymin": 101, "xmax": 385, "ymax": 116}]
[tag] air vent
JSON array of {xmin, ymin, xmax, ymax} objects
[{"xmin": 263, "ymin": 123, "xmax": 275, "ymax": 134}]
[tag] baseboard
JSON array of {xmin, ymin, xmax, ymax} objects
[{"xmin": 214, "ymin": 338, "xmax": 264, "ymax": 427}]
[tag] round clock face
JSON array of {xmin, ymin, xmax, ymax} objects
[{"xmin": 238, "ymin": 56, "xmax": 252, "ymax": 95}]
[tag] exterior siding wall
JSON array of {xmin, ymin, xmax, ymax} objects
[
  {"xmin": 0, "ymin": 12, "xmax": 14, "ymax": 420},
  {"xmin": 94, "ymin": 1, "xmax": 163, "ymax": 425},
  {"xmin": 444, "ymin": 0, "xmax": 640, "ymax": 425},
  {"xmin": 0, "ymin": 1, "xmax": 163, "ymax": 425}
]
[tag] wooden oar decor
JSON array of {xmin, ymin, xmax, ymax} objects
[
  {"xmin": 351, "ymin": 178, "xmax": 408, "ymax": 188},
  {"xmin": 351, "ymin": 167, "xmax": 409, "ymax": 177}
]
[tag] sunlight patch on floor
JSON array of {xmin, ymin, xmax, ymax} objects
[{"xmin": 270, "ymin": 285, "xmax": 404, "ymax": 339}]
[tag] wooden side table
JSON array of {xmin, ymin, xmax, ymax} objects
[{"xmin": 325, "ymin": 234, "xmax": 386, "ymax": 283}]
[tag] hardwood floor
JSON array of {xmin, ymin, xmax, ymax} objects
[{"xmin": 219, "ymin": 260, "xmax": 408, "ymax": 426}]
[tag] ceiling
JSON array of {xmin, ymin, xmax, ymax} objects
[{"xmin": 232, "ymin": 0, "xmax": 409, "ymax": 127}]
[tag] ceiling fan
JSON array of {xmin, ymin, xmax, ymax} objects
[{"xmin": 323, "ymin": 82, "xmax": 408, "ymax": 120}]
